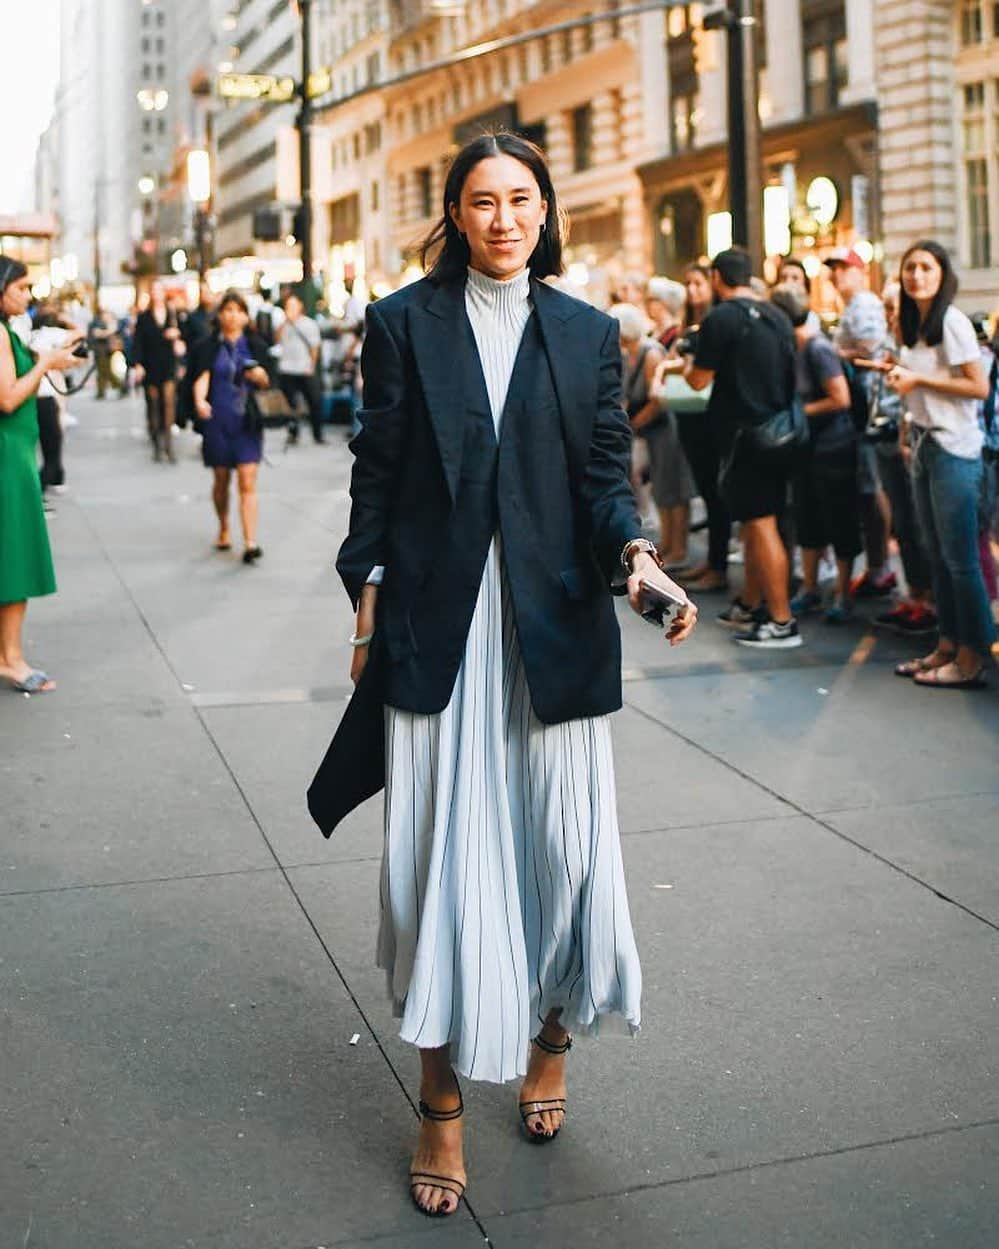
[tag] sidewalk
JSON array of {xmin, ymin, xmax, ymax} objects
[{"xmin": 3, "ymin": 389, "xmax": 998, "ymax": 1249}]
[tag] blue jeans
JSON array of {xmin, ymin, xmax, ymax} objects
[{"xmin": 912, "ymin": 435, "xmax": 996, "ymax": 656}]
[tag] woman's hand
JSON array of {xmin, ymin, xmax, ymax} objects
[
  {"xmin": 886, "ymin": 365, "xmax": 919, "ymax": 396},
  {"xmin": 246, "ymin": 365, "xmax": 270, "ymax": 389},
  {"xmin": 194, "ymin": 397, "xmax": 213, "ymax": 421},
  {"xmin": 626, "ymin": 554, "xmax": 698, "ymax": 646},
  {"xmin": 132, "ymin": 363, "xmax": 145, "ymax": 385},
  {"xmin": 350, "ymin": 584, "xmax": 378, "ymax": 685},
  {"xmin": 42, "ymin": 333, "xmax": 85, "ymax": 373}
]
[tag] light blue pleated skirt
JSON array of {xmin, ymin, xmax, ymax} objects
[{"xmin": 377, "ymin": 537, "xmax": 642, "ymax": 1084}]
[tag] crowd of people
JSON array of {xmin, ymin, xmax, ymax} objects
[{"xmin": 606, "ymin": 241, "xmax": 998, "ymax": 686}]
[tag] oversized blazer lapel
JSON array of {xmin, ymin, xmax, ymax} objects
[
  {"xmin": 530, "ymin": 278, "xmax": 593, "ymax": 488},
  {"xmin": 408, "ymin": 278, "xmax": 468, "ymax": 505}
]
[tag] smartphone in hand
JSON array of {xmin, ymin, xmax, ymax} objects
[{"xmin": 638, "ymin": 578, "xmax": 687, "ymax": 629}]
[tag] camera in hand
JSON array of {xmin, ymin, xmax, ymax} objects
[
  {"xmin": 677, "ymin": 326, "xmax": 700, "ymax": 356},
  {"xmin": 71, "ymin": 342, "xmax": 90, "ymax": 359}
]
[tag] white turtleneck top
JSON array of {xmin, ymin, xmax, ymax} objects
[{"xmin": 463, "ymin": 265, "xmax": 533, "ymax": 431}]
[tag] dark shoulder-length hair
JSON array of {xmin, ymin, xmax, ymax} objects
[
  {"xmin": 420, "ymin": 131, "xmax": 565, "ymax": 283},
  {"xmin": 0, "ymin": 258, "xmax": 28, "ymax": 322},
  {"xmin": 682, "ymin": 261, "xmax": 714, "ymax": 328},
  {"xmin": 898, "ymin": 239, "xmax": 958, "ymax": 348}
]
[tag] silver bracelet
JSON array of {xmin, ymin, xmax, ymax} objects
[{"xmin": 349, "ymin": 631, "xmax": 374, "ymax": 648}]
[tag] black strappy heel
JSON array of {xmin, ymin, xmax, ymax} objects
[
  {"xmin": 409, "ymin": 1078, "xmax": 466, "ymax": 1218},
  {"xmin": 519, "ymin": 1032, "xmax": 572, "ymax": 1143}
]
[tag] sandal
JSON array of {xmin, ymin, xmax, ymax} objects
[
  {"xmin": 242, "ymin": 546, "xmax": 263, "ymax": 564},
  {"xmin": 519, "ymin": 1032, "xmax": 572, "ymax": 1144},
  {"xmin": 913, "ymin": 662, "xmax": 986, "ymax": 690},
  {"xmin": 4, "ymin": 669, "xmax": 56, "ymax": 694},
  {"xmin": 894, "ymin": 652, "xmax": 954, "ymax": 678},
  {"xmin": 409, "ymin": 1077, "xmax": 465, "ymax": 1218}
]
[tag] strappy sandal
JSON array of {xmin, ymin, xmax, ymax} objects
[
  {"xmin": 913, "ymin": 662, "xmax": 986, "ymax": 690},
  {"xmin": 894, "ymin": 652, "xmax": 954, "ymax": 678},
  {"xmin": 409, "ymin": 1078, "xmax": 466, "ymax": 1218},
  {"xmin": 520, "ymin": 1032, "xmax": 572, "ymax": 1144}
]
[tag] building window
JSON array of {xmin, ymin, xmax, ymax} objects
[
  {"xmin": 962, "ymin": 82, "xmax": 992, "ymax": 268},
  {"xmin": 670, "ymin": 92, "xmax": 698, "ymax": 151},
  {"xmin": 417, "ymin": 166, "xmax": 433, "ymax": 218},
  {"xmin": 571, "ymin": 103, "xmax": 593, "ymax": 172},
  {"xmin": 371, "ymin": 180, "xmax": 380, "ymax": 212},
  {"xmin": 802, "ymin": 1, "xmax": 847, "ymax": 115},
  {"xmin": 960, "ymin": 0, "xmax": 984, "ymax": 44},
  {"xmin": 141, "ymin": 36, "xmax": 150, "ymax": 52}
]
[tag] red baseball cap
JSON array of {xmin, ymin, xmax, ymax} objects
[{"xmin": 824, "ymin": 248, "xmax": 866, "ymax": 270}]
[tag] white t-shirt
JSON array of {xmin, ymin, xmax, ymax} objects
[
  {"xmin": 900, "ymin": 305, "xmax": 983, "ymax": 459},
  {"xmin": 279, "ymin": 315, "xmax": 321, "ymax": 375}
]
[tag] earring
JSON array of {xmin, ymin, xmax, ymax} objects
[{"xmin": 540, "ymin": 222, "xmax": 546, "ymax": 231}]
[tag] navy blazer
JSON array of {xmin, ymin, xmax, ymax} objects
[{"xmin": 308, "ymin": 273, "xmax": 641, "ymax": 836}]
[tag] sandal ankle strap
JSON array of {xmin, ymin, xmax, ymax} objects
[
  {"xmin": 532, "ymin": 1031, "xmax": 573, "ymax": 1056},
  {"xmin": 418, "ymin": 1071, "xmax": 464, "ymax": 1122}
]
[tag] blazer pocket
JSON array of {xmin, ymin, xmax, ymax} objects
[{"xmin": 559, "ymin": 565, "xmax": 596, "ymax": 601}]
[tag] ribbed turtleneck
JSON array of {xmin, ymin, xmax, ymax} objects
[{"xmin": 464, "ymin": 266, "xmax": 533, "ymax": 432}]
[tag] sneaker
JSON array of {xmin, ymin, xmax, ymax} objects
[
  {"xmin": 734, "ymin": 617, "xmax": 803, "ymax": 649},
  {"xmin": 894, "ymin": 604, "xmax": 938, "ymax": 636},
  {"xmin": 717, "ymin": 598, "xmax": 758, "ymax": 629},
  {"xmin": 790, "ymin": 588, "xmax": 822, "ymax": 616},
  {"xmin": 850, "ymin": 569, "xmax": 897, "ymax": 599},
  {"xmin": 824, "ymin": 598, "xmax": 854, "ymax": 624}
]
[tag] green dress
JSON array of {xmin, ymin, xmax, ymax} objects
[{"xmin": 0, "ymin": 323, "xmax": 56, "ymax": 604}]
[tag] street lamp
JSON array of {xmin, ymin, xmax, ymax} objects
[
  {"xmin": 187, "ymin": 148, "xmax": 212, "ymax": 279},
  {"xmin": 137, "ymin": 174, "xmax": 156, "ymax": 196}
]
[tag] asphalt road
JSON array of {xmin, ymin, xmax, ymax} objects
[{"xmin": 3, "ymin": 389, "xmax": 998, "ymax": 1249}]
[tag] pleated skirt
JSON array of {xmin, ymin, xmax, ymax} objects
[{"xmin": 377, "ymin": 537, "xmax": 642, "ymax": 1084}]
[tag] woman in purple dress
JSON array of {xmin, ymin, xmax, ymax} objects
[{"xmin": 190, "ymin": 291, "xmax": 271, "ymax": 563}]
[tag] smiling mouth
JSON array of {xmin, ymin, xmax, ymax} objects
[{"xmin": 489, "ymin": 239, "xmax": 521, "ymax": 247}]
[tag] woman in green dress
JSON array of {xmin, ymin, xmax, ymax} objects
[{"xmin": 0, "ymin": 259, "xmax": 83, "ymax": 693}]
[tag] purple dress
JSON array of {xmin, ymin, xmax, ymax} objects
[{"xmin": 201, "ymin": 336, "xmax": 263, "ymax": 468}]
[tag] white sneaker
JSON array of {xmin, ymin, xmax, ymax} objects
[{"xmin": 734, "ymin": 617, "xmax": 803, "ymax": 649}]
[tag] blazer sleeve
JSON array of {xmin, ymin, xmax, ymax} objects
[
  {"xmin": 335, "ymin": 301, "xmax": 410, "ymax": 608},
  {"xmin": 581, "ymin": 317, "xmax": 643, "ymax": 589}
]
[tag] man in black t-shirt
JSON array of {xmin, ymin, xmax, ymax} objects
[{"xmin": 684, "ymin": 248, "xmax": 802, "ymax": 649}]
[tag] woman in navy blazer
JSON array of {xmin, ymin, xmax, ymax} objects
[{"xmin": 309, "ymin": 133, "xmax": 696, "ymax": 1217}]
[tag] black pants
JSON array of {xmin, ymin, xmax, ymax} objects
[
  {"xmin": 676, "ymin": 411, "xmax": 731, "ymax": 572},
  {"xmin": 279, "ymin": 373, "xmax": 324, "ymax": 442},
  {"xmin": 876, "ymin": 444, "xmax": 932, "ymax": 594},
  {"xmin": 36, "ymin": 396, "xmax": 65, "ymax": 490}
]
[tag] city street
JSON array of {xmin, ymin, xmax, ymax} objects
[{"xmin": 3, "ymin": 388, "xmax": 998, "ymax": 1249}]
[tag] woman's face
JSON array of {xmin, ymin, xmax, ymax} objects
[
  {"xmin": 685, "ymin": 269, "xmax": 711, "ymax": 311},
  {"xmin": 778, "ymin": 264, "xmax": 807, "ymax": 295},
  {"xmin": 449, "ymin": 154, "xmax": 548, "ymax": 281},
  {"xmin": 219, "ymin": 300, "xmax": 248, "ymax": 338},
  {"xmin": 901, "ymin": 249, "xmax": 943, "ymax": 303},
  {"xmin": 1, "ymin": 274, "xmax": 32, "ymax": 319},
  {"xmin": 646, "ymin": 297, "xmax": 669, "ymax": 328}
]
